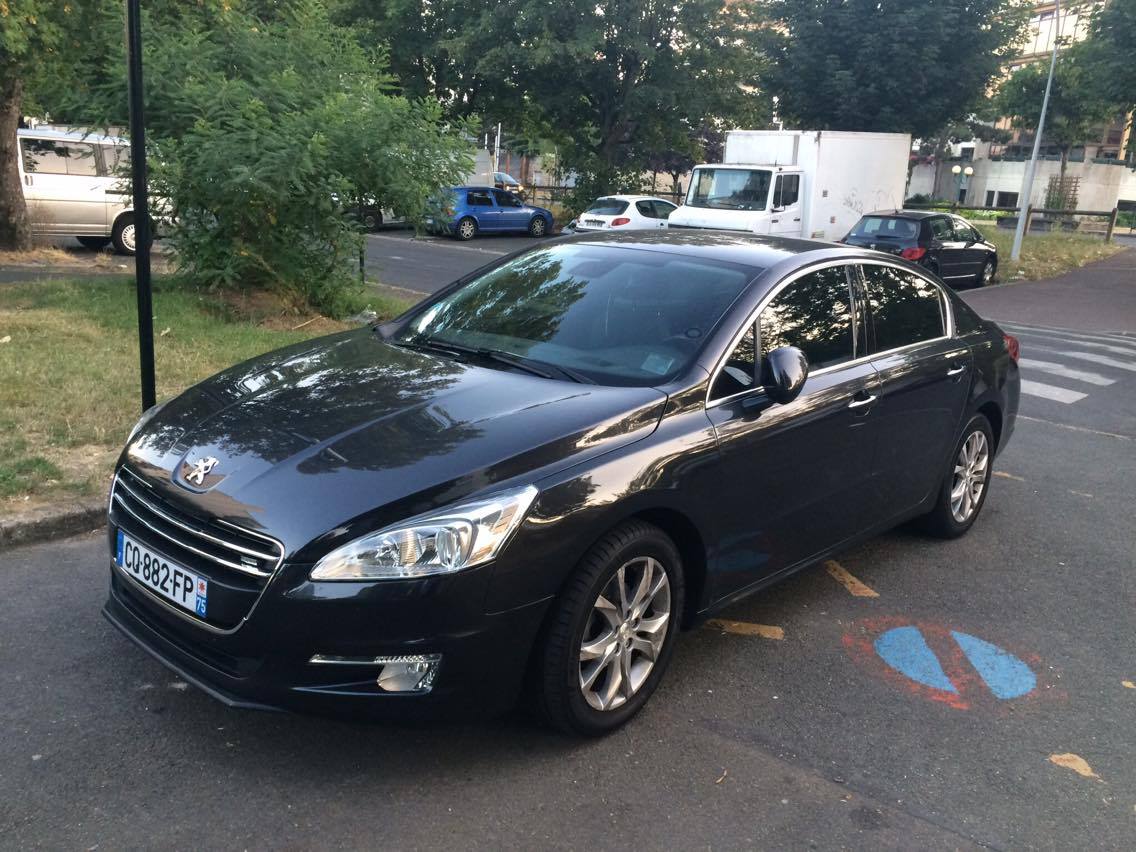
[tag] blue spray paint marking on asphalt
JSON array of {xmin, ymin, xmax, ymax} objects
[
  {"xmin": 951, "ymin": 630, "xmax": 1037, "ymax": 699},
  {"xmin": 874, "ymin": 626, "xmax": 957, "ymax": 693}
]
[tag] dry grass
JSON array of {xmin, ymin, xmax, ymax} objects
[
  {"xmin": 973, "ymin": 223, "xmax": 1126, "ymax": 282},
  {"xmin": 0, "ymin": 277, "xmax": 414, "ymax": 511}
]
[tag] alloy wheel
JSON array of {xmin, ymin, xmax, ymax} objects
[
  {"xmin": 950, "ymin": 430, "xmax": 989, "ymax": 523},
  {"xmin": 578, "ymin": 556, "xmax": 671, "ymax": 712},
  {"xmin": 459, "ymin": 219, "xmax": 476, "ymax": 239},
  {"xmin": 531, "ymin": 218, "xmax": 546, "ymax": 236},
  {"xmin": 122, "ymin": 223, "xmax": 136, "ymax": 253},
  {"xmin": 982, "ymin": 262, "xmax": 995, "ymax": 285}
]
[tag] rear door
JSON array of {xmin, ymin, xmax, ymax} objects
[
  {"xmin": 769, "ymin": 173, "xmax": 802, "ymax": 236},
  {"xmin": 859, "ymin": 261, "xmax": 971, "ymax": 517},
  {"xmin": 704, "ymin": 263, "xmax": 881, "ymax": 600},
  {"xmin": 18, "ymin": 137, "xmax": 106, "ymax": 234},
  {"xmin": 466, "ymin": 189, "xmax": 498, "ymax": 230}
]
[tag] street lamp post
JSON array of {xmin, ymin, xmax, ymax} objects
[
  {"xmin": 1010, "ymin": 0, "xmax": 1062, "ymax": 262},
  {"xmin": 126, "ymin": 0, "xmax": 156, "ymax": 413},
  {"xmin": 951, "ymin": 164, "xmax": 974, "ymax": 206}
]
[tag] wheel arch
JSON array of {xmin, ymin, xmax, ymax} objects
[
  {"xmin": 976, "ymin": 399, "xmax": 1003, "ymax": 453},
  {"xmin": 111, "ymin": 207, "xmax": 135, "ymax": 233}
]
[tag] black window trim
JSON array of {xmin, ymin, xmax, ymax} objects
[{"xmin": 705, "ymin": 258, "xmax": 954, "ymax": 409}]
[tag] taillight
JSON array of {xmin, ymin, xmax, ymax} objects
[
  {"xmin": 1003, "ymin": 333, "xmax": 1020, "ymax": 363},
  {"xmin": 900, "ymin": 247, "xmax": 927, "ymax": 261},
  {"xmin": 611, "ymin": 217, "xmax": 631, "ymax": 227}
]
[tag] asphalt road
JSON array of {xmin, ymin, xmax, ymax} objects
[
  {"xmin": 3, "ymin": 254, "xmax": 1135, "ymax": 849},
  {"xmin": 364, "ymin": 228, "xmax": 547, "ymax": 293}
]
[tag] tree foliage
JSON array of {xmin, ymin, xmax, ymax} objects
[
  {"xmin": 34, "ymin": 0, "xmax": 472, "ymax": 314},
  {"xmin": 760, "ymin": 0, "xmax": 1030, "ymax": 139},
  {"xmin": 1078, "ymin": 0, "xmax": 1136, "ymax": 117}
]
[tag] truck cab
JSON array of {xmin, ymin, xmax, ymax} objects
[{"xmin": 668, "ymin": 164, "xmax": 804, "ymax": 236}]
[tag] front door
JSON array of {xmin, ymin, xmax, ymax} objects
[
  {"xmin": 492, "ymin": 189, "xmax": 527, "ymax": 230},
  {"xmin": 950, "ymin": 216, "xmax": 986, "ymax": 280},
  {"xmin": 703, "ymin": 263, "xmax": 881, "ymax": 603},
  {"xmin": 768, "ymin": 173, "xmax": 803, "ymax": 236},
  {"xmin": 19, "ymin": 137, "xmax": 108, "ymax": 235},
  {"xmin": 859, "ymin": 262, "xmax": 971, "ymax": 516},
  {"xmin": 926, "ymin": 215, "xmax": 968, "ymax": 284}
]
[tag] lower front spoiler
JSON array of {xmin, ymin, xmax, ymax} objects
[{"xmin": 102, "ymin": 577, "xmax": 552, "ymax": 722}]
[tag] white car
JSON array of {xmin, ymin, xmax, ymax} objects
[{"xmin": 573, "ymin": 195, "xmax": 678, "ymax": 232}]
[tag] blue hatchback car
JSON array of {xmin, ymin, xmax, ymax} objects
[{"xmin": 427, "ymin": 186, "xmax": 555, "ymax": 241}]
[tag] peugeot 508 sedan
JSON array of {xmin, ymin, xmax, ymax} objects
[{"xmin": 104, "ymin": 231, "xmax": 1020, "ymax": 735}]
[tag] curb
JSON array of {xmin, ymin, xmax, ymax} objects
[{"xmin": 0, "ymin": 499, "xmax": 105, "ymax": 550}]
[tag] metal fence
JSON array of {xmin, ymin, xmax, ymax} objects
[{"xmin": 903, "ymin": 203, "xmax": 1124, "ymax": 242}]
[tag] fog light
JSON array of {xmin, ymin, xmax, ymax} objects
[{"xmin": 376, "ymin": 655, "xmax": 442, "ymax": 693}]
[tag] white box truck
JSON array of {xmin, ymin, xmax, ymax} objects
[{"xmin": 667, "ymin": 129, "xmax": 911, "ymax": 241}]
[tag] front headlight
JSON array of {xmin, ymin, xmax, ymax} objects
[
  {"xmin": 127, "ymin": 399, "xmax": 168, "ymax": 444},
  {"xmin": 310, "ymin": 485, "xmax": 539, "ymax": 581}
]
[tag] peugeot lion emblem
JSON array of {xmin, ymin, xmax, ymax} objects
[{"xmin": 184, "ymin": 456, "xmax": 220, "ymax": 486}]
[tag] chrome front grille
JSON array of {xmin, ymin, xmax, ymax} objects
[{"xmin": 110, "ymin": 468, "xmax": 283, "ymax": 580}]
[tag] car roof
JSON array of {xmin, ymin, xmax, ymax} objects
[
  {"xmin": 864, "ymin": 209, "xmax": 952, "ymax": 220},
  {"xmin": 592, "ymin": 194, "xmax": 676, "ymax": 203},
  {"xmin": 555, "ymin": 229, "xmax": 862, "ymax": 269},
  {"xmin": 17, "ymin": 127, "xmax": 124, "ymax": 145},
  {"xmin": 455, "ymin": 185, "xmax": 505, "ymax": 192}
]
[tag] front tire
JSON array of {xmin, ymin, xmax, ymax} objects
[
  {"xmin": 978, "ymin": 259, "xmax": 996, "ymax": 287},
  {"xmin": 112, "ymin": 214, "xmax": 137, "ymax": 256},
  {"xmin": 918, "ymin": 414, "xmax": 994, "ymax": 538},
  {"xmin": 535, "ymin": 520, "xmax": 683, "ymax": 736},
  {"xmin": 528, "ymin": 216, "xmax": 547, "ymax": 237},
  {"xmin": 456, "ymin": 217, "xmax": 477, "ymax": 241}
]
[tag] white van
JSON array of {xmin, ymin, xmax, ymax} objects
[{"xmin": 16, "ymin": 127, "xmax": 141, "ymax": 254}]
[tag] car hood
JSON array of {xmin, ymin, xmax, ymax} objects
[
  {"xmin": 667, "ymin": 206, "xmax": 770, "ymax": 232},
  {"xmin": 123, "ymin": 329, "xmax": 667, "ymax": 559}
]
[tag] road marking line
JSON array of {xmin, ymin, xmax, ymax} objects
[
  {"xmin": 1000, "ymin": 322, "xmax": 1136, "ymax": 345},
  {"xmin": 706, "ymin": 619, "xmax": 784, "ymax": 640},
  {"xmin": 1018, "ymin": 358, "xmax": 1116, "ymax": 386},
  {"xmin": 1019, "ymin": 379, "xmax": 1088, "ymax": 404},
  {"xmin": 366, "ymin": 233, "xmax": 509, "ymax": 257},
  {"xmin": 1032, "ymin": 348, "xmax": 1136, "ymax": 373},
  {"xmin": 1017, "ymin": 415, "xmax": 1133, "ymax": 441},
  {"xmin": 1069, "ymin": 490, "xmax": 1094, "ymax": 498},
  {"xmin": 993, "ymin": 471, "xmax": 1025, "ymax": 481},
  {"xmin": 1048, "ymin": 753, "xmax": 1102, "ymax": 781},
  {"xmin": 1026, "ymin": 336, "xmax": 1136, "ymax": 358},
  {"xmin": 824, "ymin": 560, "xmax": 879, "ymax": 597}
]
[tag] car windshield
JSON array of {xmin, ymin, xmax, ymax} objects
[
  {"xmin": 391, "ymin": 244, "xmax": 759, "ymax": 387},
  {"xmin": 686, "ymin": 168, "xmax": 772, "ymax": 211},
  {"xmin": 585, "ymin": 198, "xmax": 629, "ymax": 216},
  {"xmin": 848, "ymin": 216, "xmax": 919, "ymax": 239}
]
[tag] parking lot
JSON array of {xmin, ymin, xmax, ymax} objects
[{"xmin": 2, "ymin": 251, "xmax": 1134, "ymax": 849}]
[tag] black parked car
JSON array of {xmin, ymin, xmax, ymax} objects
[
  {"xmin": 104, "ymin": 232, "xmax": 1020, "ymax": 735},
  {"xmin": 842, "ymin": 210, "xmax": 998, "ymax": 289}
]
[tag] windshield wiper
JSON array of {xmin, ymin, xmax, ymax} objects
[{"xmin": 398, "ymin": 336, "xmax": 594, "ymax": 384}]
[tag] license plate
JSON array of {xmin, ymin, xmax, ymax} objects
[
  {"xmin": 116, "ymin": 530, "xmax": 207, "ymax": 617},
  {"xmin": 425, "ymin": 217, "xmax": 434, "ymax": 224},
  {"xmin": 585, "ymin": 219, "xmax": 604, "ymax": 227}
]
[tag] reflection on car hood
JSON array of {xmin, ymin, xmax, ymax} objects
[{"xmin": 123, "ymin": 329, "xmax": 667, "ymax": 557}]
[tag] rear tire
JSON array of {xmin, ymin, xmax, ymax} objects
[
  {"xmin": 528, "ymin": 216, "xmax": 548, "ymax": 237},
  {"xmin": 456, "ymin": 217, "xmax": 477, "ymax": 241},
  {"xmin": 917, "ymin": 414, "xmax": 994, "ymax": 539},
  {"xmin": 535, "ymin": 520, "xmax": 683, "ymax": 736},
  {"xmin": 77, "ymin": 236, "xmax": 111, "ymax": 251}
]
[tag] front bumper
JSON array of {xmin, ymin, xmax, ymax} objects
[{"xmin": 103, "ymin": 550, "xmax": 551, "ymax": 720}]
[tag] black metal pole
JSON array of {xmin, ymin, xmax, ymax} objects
[{"xmin": 126, "ymin": 0, "xmax": 155, "ymax": 412}]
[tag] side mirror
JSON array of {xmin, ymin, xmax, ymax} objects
[
  {"xmin": 771, "ymin": 206, "xmax": 786, "ymax": 214},
  {"xmin": 762, "ymin": 346, "xmax": 809, "ymax": 404}
]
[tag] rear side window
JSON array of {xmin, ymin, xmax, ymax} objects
[
  {"xmin": 585, "ymin": 198, "xmax": 629, "ymax": 216},
  {"xmin": 862, "ymin": 265, "xmax": 946, "ymax": 352},
  {"xmin": 20, "ymin": 139, "xmax": 99, "ymax": 176},
  {"xmin": 759, "ymin": 266, "xmax": 858, "ymax": 370},
  {"xmin": 467, "ymin": 190, "xmax": 493, "ymax": 207},
  {"xmin": 848, "ymin": 216, "xmax": 918, "ymax": 239}
]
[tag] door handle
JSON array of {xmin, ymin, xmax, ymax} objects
[
  {"xmin": 793, "ymin": 217, "xmax": 801, "ymax": 222},
  {"xmin": 771, "ymin": 219, "xmax": 780, "ymax": 223},
  {"xmin": 946, "ymin": 364, "xmax": 967, "ymax": 377},
  {"xmin": 847, "ymin": 393, "xmax": 877, "ymax": 410}
]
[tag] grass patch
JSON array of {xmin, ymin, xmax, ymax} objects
[
  {"xmin": 972, "ymin": 223, "xmax": 1125, "ymax": 282},
  {"xmin": 0, "ymin": 276, "xmax": 414, "ymax": 508}
]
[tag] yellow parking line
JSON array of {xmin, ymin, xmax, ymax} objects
[
  {"xmin": 1048, "ymin": 753, "xmax": 1102, "ymax": 781},
  {"xmin": 994, "ymin": 471, "xmax": 1026, "ymax": 481},
  {"xmin": 706, "ymin": 619, "xmax": 784, "ymax": 640},
  {"xmin": 825, "ymin": 560, "xmax": 879, "ymax": 598}
]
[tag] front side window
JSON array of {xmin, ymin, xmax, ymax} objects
[
  {"xmin": 394, "ymin": 244, "xmax": 760, "ymax": 387},
  {"xmin": 492, "ymin": 189, "xmax": 521, "ymax": 207},
  {"xmin": 709, "ymin": 323, "xmax": 757, "ymax": 400},
  {"xmin": 20, "ymin": 139, "xmax": 98, "ymax": 176},
  {"xmin": 929, "ymin": 217, "xmax": 954, "ymax": 241},
  {"xmin": 951, "ymin": 218, "xmax": 979, "ymax": 242},
  {"xmin": 759, "ymin": 266, "xmax": 858, "ymax": 370},
  {"xmin": 687, "ymin": 168, "xmax": 772, "ymax": 211},
  {"xmin": 655, "ymin": 201, "xmax": 676, "ymax": 220},
  {"xmin": 635, "ymin": 200, "xmax": 656, "ymax": 218},
  {"xmin": 862, "ymin": 265, "xmax": 946, "ymax": 352},
  {"xmin": 467, "ymin": 190, "xmax": 493, "ymax": 207},
  {"xmin": 772, "ymin": 174, "xmax": 800, "ymax": 208}
]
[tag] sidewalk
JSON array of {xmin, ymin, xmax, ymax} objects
[{"xmin": 961, "ymin": 248, "xmax": 1136, "ymax": 335}]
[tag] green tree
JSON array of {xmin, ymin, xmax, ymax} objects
[
  {"xmin": 993, "ymin": 50, "xmax": 1119, "ymax": 182},
  {"xmin": 1079, "ymin": 0, "xmax": 1136, "ymax": 120},
  {"xmin": 760, "ymin": 0, "xmax": 1029, "ymax": 138},
  {"xmin": 0, "ymin": 0, "xmax": 80, "ymax": 250}
]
